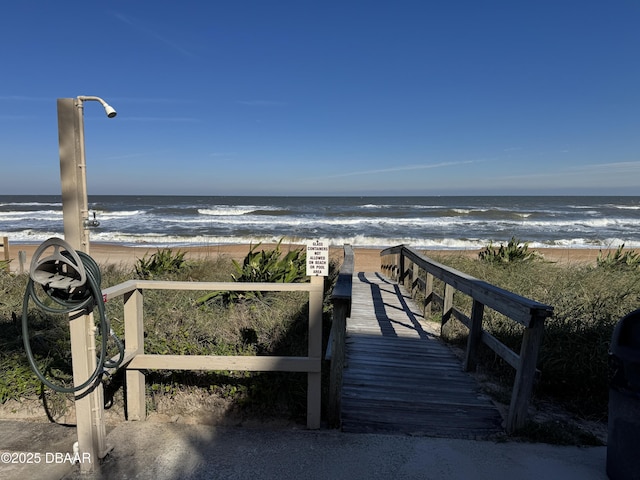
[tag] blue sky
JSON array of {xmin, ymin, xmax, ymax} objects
[{"xmin": 1, "ymin": 1, "xmax": 639, "ymax": 196}]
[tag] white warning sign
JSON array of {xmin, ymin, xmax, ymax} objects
[{"xmin": 306, "ymin": 240, "xmax": 329, "ymax": 276}]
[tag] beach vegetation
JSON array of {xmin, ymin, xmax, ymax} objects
[
  {"xmin": 134, "ymin": 248, "xmax": 187, "ymax": 279},
  {"xmin": 197, "ymin": 240, "xmax": 307, "ymax": 305},
  {"xmin": 478, "ymin": 236, "xmax": 539, "ymax": 264},
  {"xmin": 0, "ymin": 354, "xmax": 44, "ymax": 403},
  {"xmin": 231, "ymin": 240, "xmax": 306, "ymax": 284},
  {"xmin": 597, "ymin": 244, "xmax": 640, "ymax": 269}
]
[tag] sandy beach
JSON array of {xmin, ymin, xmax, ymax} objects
[{"xmin": 4, "ymin": 241, "xmax": 606, "ymax": 275}]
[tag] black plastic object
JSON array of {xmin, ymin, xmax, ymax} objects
[{"xmin": 607, "ymin": 308, "xmax": 640, "ymax": 480}]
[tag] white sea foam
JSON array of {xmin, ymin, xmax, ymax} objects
[
  {"xmin": 0, "ymin": 210, "xmax": 62, "ymax": 219},
  {"xmin": 198, "ymin": 207, "xmax": 269, "ymax": 216},
  {"xmin": 6, "ymin": 226, "xmax": 640, "ymax": 250},
  {"xmin": 0, "ymin": 202, "xmax": 61, "ymax": 207},
  {"xmin": 96, "ymin": 210, "xmax": 145, "ymax": 219}
]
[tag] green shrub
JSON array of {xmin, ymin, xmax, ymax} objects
[
  {"xmin": 597, "ymin": 244, "xmax": 640, "ymax": 269},
  {"xmin": 135, "ymin": 248, "xmax": 187, "ymax": 279},
  {"xmin": 231, "ymin": 240, "xmax": 306, "ymax": 283},
  {"xmin": 478, "ymin": 237, "xmax": 539, "ymax": 264},
  {"xmin": 198, "ymin": 240, "xmax": 306, "ymax": 305},
  {"xmin": 0, "ymin": 355, "xmax": 45, "ymax": 403}
]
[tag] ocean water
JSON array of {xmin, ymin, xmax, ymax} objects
[{"xmin": 1, "ymin": 195, "xmax": 639, "ymax": 249}]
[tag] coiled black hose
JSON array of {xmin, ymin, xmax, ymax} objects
[{"xmin": 22, "ymin": 241, "xmax": 124, "ymax": 393}]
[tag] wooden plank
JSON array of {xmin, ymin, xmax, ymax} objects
[
  {"xmin": 341, "ymin": 399, "xmax": 501, "ymax": 418},
  {"xmin": 342, "ymin": 385, "xmax": 494, "ymax": 404},
  {"xmin": 345, "ymin": 346, "xmax": 457, "ymax": 359},
  {"xmin": 135, "ymin": 279, "xmax": 320, "ymax": 293},
  {"xmin": 128, "ymin": 354, "xmax": 320, "ymax": 372},
  {"xmin": 103, "ymin": 280, "xmax": 320, "ymax": 299},
  {"xmin": 328, "ymin": 300, "xmax": 348, "ymax": 427},
  {"xmin": 327, "ymin": 245, "xmax": 355, "ymax": 427},
  {"xmin": 343, "ymin": 374, "xmax": 479, "ymax": 391},
  {"xmin": 341, "ymin": 404, "xmax": 502, "ymax": 437},
  {"xmin": 343, "ymin": 378, "xmax": 482, "ymax": 393},
  {"xmin": 481, "ymin": 330, "xmax": 520, "ymax": 370},
  {"xmin": 330, "ymin": 245, "xmax": 354, "ymax": 301},
  {"xmin": 345, "ymin": 358, "xmax": 461, "ymax": 371},
  {"xmin": 341, "ymin": 272, "xmax": 503, "ymax": 437}
]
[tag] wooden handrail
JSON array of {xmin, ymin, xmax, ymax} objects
[
  {"xmin": 330, "ymin": 244, "xmax": 354, "ymax": 305},
  {"xmin": 382, "ymin": 245, "xmax": 551, "ymax": 327},
  {"xmin": 101, "ymin": 276, "xmax": 325, "ymax": 429},
  {"xmin": 327, "ymin": 245, "xmax": 354, "ymax": 428},
  {"xmin": 380, "ymin": 245, "xmax": 553, "ymax": 433}
]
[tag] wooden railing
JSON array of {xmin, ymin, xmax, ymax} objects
[
  {"xmin": 101, "ymin": 276, "xmax": 325, "ymax": 429},
  {"xmin": 380, "ymin": 245, "xmax": 554, "ymax": 433},
  {"xmin": 326, "ymin": 245, "xmax": 354, "ymax": 427}
]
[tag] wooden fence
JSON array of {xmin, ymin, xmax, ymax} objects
[
  {"xmin": 101, "ymin": 276, "xmax": 325, "ymax": 429},
  {"xmin": 327, "ymin": 245, "xmax": 354, "ymax": 427},
  {"xmin": 1, "ymin": 236, "xmax": 9, "ymax": 272},
  {"xmin": 380, "ymin": 245, "xmax": 554, "ymax": 433}
]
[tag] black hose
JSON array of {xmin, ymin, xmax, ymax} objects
[{"xmin": 22, "ymin": 246, "xmax": 124, "ymax": 393}]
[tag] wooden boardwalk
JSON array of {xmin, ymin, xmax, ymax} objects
[{"xmin": 340, "ymin": 272, "xmax": 503, "ymax": 438}]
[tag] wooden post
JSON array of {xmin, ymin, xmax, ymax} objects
[
  {"xmin": 441, "ymin": 284, "xmax": 454, "ymax": 333},
  {"xmin": 1, "ymin": 236, "xmax": 9, "ymax": 272},
  {"xmin": 328, "ymin": 299, "xmax": 348, "ymax": 428},
  {"xmin": 390, "ymin": 253, "xmax": 397, "ymax": 281},
  {"xmin": 463, "ymin": 300, "xmax": 485, "ymax": 371},
  {"xmin": 328, "ymin": 244, "xmax": 353, "ymax": 428},
  {"xmin": 424, "ymin": 272, "xmax": 434, "ymax": 318},
  {"xmin": 307, "ymin": 275, "xmax": 324, "ymax": 429},
  {"xmin": 18, "ymin": 251, "xmax": 26, "ymax": 274},
  {"xmin": 506, "ymin": 314, "xmax": 546, "ymax": 433},
  {"xmin": 124, "ymin": 289, "xmax": 145, "ymax": 421}
]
